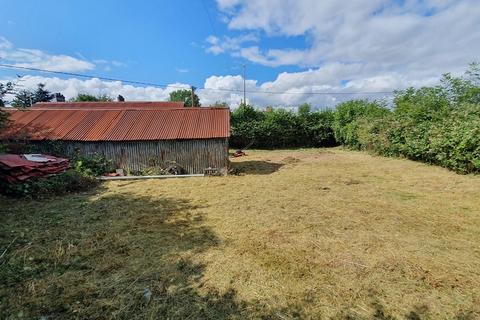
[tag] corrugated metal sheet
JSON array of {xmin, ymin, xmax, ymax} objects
[
  {"xmin": 32, "ymin": 101, "xmax": 185, "ymax": 110},
  {"xmin": 1, "ymin": 105, "xmax": 230, "ymax": 141},
  {"xmin": 32, "ymin": 139, "xmax": 230, "ymax": 174}
]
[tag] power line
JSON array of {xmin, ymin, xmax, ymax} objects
[
  {"xmin": 201, "ymin": 0, "xmax": 217, "ymax": 35},
  {"xmin": 0, "ymin": 63, "xmax": 187, "ymax": 89},
  {"xmin": 0, "ymin": 63, "xmax": 395, "ymax": 95}
]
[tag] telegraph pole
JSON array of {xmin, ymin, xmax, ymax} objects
[{"xmin": 243, "ymin": 64, "xmax": 246, "ymax": 106}]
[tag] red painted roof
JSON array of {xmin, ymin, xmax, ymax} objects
[{"xmin": 1, "ymin": 102, "xmax": 230, "ymax": 141}]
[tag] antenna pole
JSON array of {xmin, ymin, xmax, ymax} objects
[{"xmin": 243, "ymin": 64, "xmax": 246, "ymax": 106}]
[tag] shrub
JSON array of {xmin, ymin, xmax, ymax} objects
[
  {"xmin": 336, "ymin": 65, "xmax": 480, "ymax": 174},
  {"xmin": 230, "ymin": 104, "xmax": 337, "ymax": 149},
  {"xmin": 332, "ymin": 100, "xmax": 390, "ymax": 149},
  {"xmin": 73, "ymin": 153, "xmax": 113, "ymax": 176},
  {"xmin": 354, "ymin": 100, "xmax": 479, "ymax": 173},
  {"xmin": 0, "ymin": 169, "xmax": 100, "ymax": 199}
]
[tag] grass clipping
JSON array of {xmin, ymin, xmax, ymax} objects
[{"xmin": 1, "ymin": 148, "xmax": 480, "ymax": 319}]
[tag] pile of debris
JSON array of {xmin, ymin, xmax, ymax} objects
[{"xmin": 0, "ymin": 154, "xmax": 70, "ymax": 183}]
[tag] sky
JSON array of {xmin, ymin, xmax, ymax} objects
[{"xmin": 0, "ymin": 0, "xmax": 479, "ymax": 108}]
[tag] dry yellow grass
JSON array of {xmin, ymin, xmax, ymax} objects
[{"xmin": 1, "ymin": 148, "xmax": 480, "ymax": 319}]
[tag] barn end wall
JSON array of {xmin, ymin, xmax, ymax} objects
[{"xmin": 32, "ymin": 138, "xmax": 230, "ymax": 174}]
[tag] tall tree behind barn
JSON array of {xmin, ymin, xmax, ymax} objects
[{"xmin": 0, "ymin": 101, "xmax": 230, "ymax": 174}]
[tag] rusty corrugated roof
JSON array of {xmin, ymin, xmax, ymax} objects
[{"xmin": 1, "ymin": 102, "xmax": 230, "ymax": 141}]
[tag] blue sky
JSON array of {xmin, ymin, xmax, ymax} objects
[{"xmin": 1, "ymin": 0, "xmax": 479, "ymax": 107}]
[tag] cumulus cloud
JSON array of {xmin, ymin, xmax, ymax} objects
[
  {"xmin": 211, "ymin": 0, "xmax": 480, "ymax": 77},
  {"xmin": 198, "ymin": 61, "xmax": 443, "ymax": 108},
  {"xmin": 1, "ymin": 61, "xmax": 441, "ymax": 109},
  {"xmin": 3, "ymin": 0, "xmax": 478, "ymax": 111},
  {"xmin": 0, "ymin": 37, "xmax": 96, "ymax": 72},
  {"xmin": 1, "ymin": 75, "xmax": 190, "ymax": 103},
  {"xmin": 205, "ymin": 33, "xmax": 259, "ymax": 55}
]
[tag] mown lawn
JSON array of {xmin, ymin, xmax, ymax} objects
[{"xmin": 1, "ymin": 148, "xmax": 480, "ymax": 319}]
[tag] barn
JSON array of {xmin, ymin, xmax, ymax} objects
[{"xmin": 1, "ymin": 102, "xmax": 230, "ymax": 174}]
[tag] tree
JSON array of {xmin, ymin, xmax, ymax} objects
[
  {"xmin": 70, "ymin": 93, "xmax": 113, "ymax": 102},
  {"xmin": 0, "ymin": 82, "xmax": 14, "ymax": 132},
  {"xmin": 169, "ymin": 89, "xmax": 200, "ymax": 107},
  {"xmin": 10, "ymin": 83, "xmax": 55, "ymax": 108},
  {"xmin": 53, "ymin": 93, "xmax": 66, "ymax": 102},
  {"xmin": 11, "ymin": 90, "xmax": 34, "ymax": 108},
  {"xmin": 332, "ymin": 99, "xmax": 389, "ymax": 148},
  {"xmin": 211, "ymin": 101, "xmax": 228, "ymax": 108},
  {"xmin": 298, "ymin": 103, "xmax": 311, "ymax": 116},
  {"xmin": 32, "ymin": 83, "xmax": 54, "ymax": 103},
  {"xmin": 117, "ymin": 95, "xmax": 125, "ymax": 102},
  {"xmin": 0, "ymin": 82, "xmax": 15, "ymax": 107},
  {"xmin": 441, "ymin": 62, "xmax": 480, "ymax": 105}
]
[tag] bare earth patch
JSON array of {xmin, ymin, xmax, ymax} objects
[{"xmin": 1, "ymin": 148, "xmax": 480, "ymax": 319}]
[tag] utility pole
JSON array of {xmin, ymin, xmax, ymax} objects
[
  {"xmin": 190, "ymin": 85, "xmax": 196, "ymax": 107},
  {"xmin": 243, "ymin": 64, "xmax": 246, "ymax": 106}
]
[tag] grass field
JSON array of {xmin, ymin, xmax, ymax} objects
[{"xmin": 1, "ymin": 148, "xmax": 480, "ymax": 319}]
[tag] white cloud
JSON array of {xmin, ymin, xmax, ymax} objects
[
  {"xmin": 0, "ymin": 37, "xmax": 13, "ymax": 50},
  {"xmin": 211, "ymin": 0, "xmax": 480, "ymax": 80},
  {"xmin": 0, "ymin": 60, "xmax": 441, "ymax": 109},
  {"xmin": 1, "ymin": 75, "xmax": 190, "ymax": 103},
  {"xmin": 0, "ymin": 37, "xmax": 123, "ymax": 72},
  {"xmin": 197, "ymin": 61, "xmax": 443, "ymax": 108},
  {"xmin": 205, "ymin": 33, "xmax": 259, "ymax": 55},
  {"xmin": 175, "ymin": 67, "xmax": 190, "ymax": 73},
  {"xmin": 3, "ymin": 0, "xmax": 478, "ymax": 111}
]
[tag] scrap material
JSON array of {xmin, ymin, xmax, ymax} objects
[{"xmin": 0, "ymin": 154, "xmax": 69, "ymax": 183}]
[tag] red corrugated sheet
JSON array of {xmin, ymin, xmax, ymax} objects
[
  {"xmin": 0, "ymin": 154, "xmax": 69, "ymax": 183},
  {"xmin": 1, "ymin": 102, "xmax": 230, "ymax": 141}
]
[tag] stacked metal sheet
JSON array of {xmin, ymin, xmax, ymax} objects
[{"xmin": 0, "ymin": 154, "xmax": 69, "ymax": 183}]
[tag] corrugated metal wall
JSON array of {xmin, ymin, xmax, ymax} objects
[{"xmin": 34, "ymin": 138, "xmax": 229, "ymax": 174}]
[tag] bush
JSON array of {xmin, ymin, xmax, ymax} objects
[
  {"xmin": 73, "ymin": 153, "xmax": 113, "ymax": 176},
  {"xmin": 332, "ymin": 100, "xmax": 390, "ymax": 149},
  {"xmin": 230, "ymin": 104, "xmax": 337, "ymax": 149},
  {"xmin": 0, "ymin": 169, "xmax": 100, "ymax": 199},
  {"xmin": 332, "ymin": 65, "xmax": 480, "ymax": 174}
]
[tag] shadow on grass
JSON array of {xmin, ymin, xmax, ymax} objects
[
  {"xmin": 0, "ymin": 192, "xmax": 302, "ymax": 319},
  {"xmin": 230, "ymin": 160, "xmax": 284, "ymax": 175}
]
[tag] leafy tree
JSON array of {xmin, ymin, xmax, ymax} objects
[
  {"xmin": 333, "ymin": 99, "xmax": 389, "ymax": 148},
  {"xmin": 211, "ymin": 101, "xmax": 228, "ymax": 108},
  {"xmin": 169, "ymin": 89, "xmax": 200, "ymax": 107},
  {"xmin": 0, "ymin": 82, "xmax": 15, "ymax": 107},
  {"xmin": 11, "ymin": 90, "xmax": 34, "ymax": 108},
  {"xmin": 0, "ymin": 82, "xmax": 13, "ymax": 136},
  {"xmin": 441, "ymin": 62, "xmax": 480, "ymax": 105},
  {"xmin": 32, "ymin": 83, "xmax": 54, "ymax": 103},
  {"xmin": 53, "ymin": 93, "xmax": 66, "ymax": 102},
  {"xmin": 257, "ymin": 109, "xmax": 299, "ymax": 147},
  {"xmin": 10, "ymin": 83, "xmax": 55, "ymax": 108},
  {"xmin": 70, "ymin": 93, "xmax": 113, "ymax": 102},
  {"xmin": 230, "ymin": 104, "xmax": 336, "ymax": 149},
  {"xmin": 298, "ymin": 103, "xmax": 311, "ymax": 116},
  {"xmin": 230, "ymin": 104, "xmax": 264, "ymax": 147},
  {"xmin": 334, "ymin": 64, "xmax": 480, "ymax": 173},
  {"xmin": 299, "ymin": 108, "xmax": 337, "ymax": 147}
]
